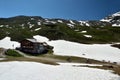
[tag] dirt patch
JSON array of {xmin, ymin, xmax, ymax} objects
[{"xmin": 0, "ymin": 48, "xmax": 6, "ymax": 58}]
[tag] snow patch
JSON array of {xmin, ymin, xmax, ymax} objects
[
  {"xmin": 37, "ymin": 22, "xmax": 41, "ymax": 25},
  {"xmin": 0, "ymin": 25, "xmax": 4, "ymax": 27},
  {"xmin": 84, "ymin": 35, "xmax": 92, "ymax": 38},
  {"xmin": 0, "ymin": 37, "xmax": 20, "ymax": 49},
  {"xmin": 0, "ymin": 58, "xmax": 6, "ymax": 60},
  {"xmin": 74, "ymin": 30, "xmax": 79, "ymax": 31},
  {"xmin": 112, "ymin": 24, "xmax": 120, "ymax": 27},
  {"xmin": 48, "ymin": 40, "xmax": 120, "ymax": 63},
  {"xmin": 4, "ymin": 25, "xmax": 9, "ymax": 28},
  {"xmin": 0, "ymin": 61, "xmax": 119, "ymax": 80},
  {"xmin": 79, "ymin": 21, "xmax": 90, "ymax": 26},
  {"xmin": 57, "ymin": 20, "xmax": 63, "ymax": 23},
  {"xmin": 67, "ymin": 23, "xmax": 74, "ymax": 28},
  {"xmin": 33, "ymin": 35, "xmax": 120, "ymax": 63},
  {"xmin": 21, "ymin": 24, "xmax": 24, "ymax": 27},
  {"xmin": 34, "ymin": 28, "xmax": 41, "ymax": 31},
  {"xmin": 59, "ymin": 63, "xmax": 103, "ymax": 67},
  {"xmin": 45, "ymin": 20, "xmax": 57, "ymax": 24},
  {"xmin": 85, "ymin": 23, "xmax": 90, "ymax": 26},
  {"xmin": 112, "ymin": 12, "xmax": 120, "ymax": 16},
  {"xmin": 29, "ymin": 24, "xmax": 34, "ymax": 28},
  {"xmin": 69, "ymin": 20, "xmax": 75, "ymax": 24},
  {"xmin": 31, "ymin": 18, "xmax": 34, "ymax": 20},
  {"xmin": 24, "ymin": 35, "xmax": 120, "ymax": 63},
  {"xmin": 101, "ymin": 12, "xmax": 120, "ymax": 23},
  {"xmin": 80, "ymin": 31, "xmax": 87, "ymax": 33},
  {"xmin": 33, "ymin": 35, "xmax": 49, "ymax": 42},
  {"xmin": 27, "ymin": 22, "xmax": 34, "ymax": 28},
  {"xmin": 100, "ymin": 19, "xmax": 112, "ymax": 22},
  {"xmin": 50, "ymin": 21, "xmax": 56, "ymax": 24}
]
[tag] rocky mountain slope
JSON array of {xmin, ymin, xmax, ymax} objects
[
  {"xmin": 101, "ymin": 11, "xmax": 120, "ymax": 26},
  {"xmin": 0, "ymin": 12, "xmax": 120, "ymax": 43}
]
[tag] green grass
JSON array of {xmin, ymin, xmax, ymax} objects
[{"xmin": 5, "ymin": 49, "xmax": 23, "ymax": 57}]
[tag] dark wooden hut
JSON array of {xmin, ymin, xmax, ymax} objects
[{"xmin": 19, "ymin": 39, "xmax": 52, "ymax": 54}]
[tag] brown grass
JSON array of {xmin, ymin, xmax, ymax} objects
[
  {"xmin": 85, "ymin": 64, "xmax": 120, "ymax": 75},
  {"xmin": 0, "ymin": 57, "xmax": 59, "ymax": 65}
]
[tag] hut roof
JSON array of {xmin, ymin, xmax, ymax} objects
[{"xmin": 26, "ymin": 39, "xmax": 37, "ymax": 43}]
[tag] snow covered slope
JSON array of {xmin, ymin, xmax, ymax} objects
[
  {"xmin": 48, "ymin": 40, "xmax": 120, "ymax": 63},
  {"xmin": 34, "ymin": 35, "xmax": 120, "ymax": 63},
  {"xmin": 0, "ymin": 61, "xmax": 119, "ymax": 80},
  {"xmin": 0, "ymin": 35, "xmax": 120, "ymax": 63},
  {"xmin": 101, "ymin": 11, "xmax": 120, "ymax": 26},
  {"xmin": 0, "ymin": 37, "xmax": 20, "ymax": 49}
]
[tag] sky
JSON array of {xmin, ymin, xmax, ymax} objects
[{"xmin": 0, "ymin": 0, "xmax": 120, "ymax": 20}]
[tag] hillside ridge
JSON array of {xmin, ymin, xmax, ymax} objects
[{"xmin": 0, "ymin": 12, "xmax": 120, "ymax": 43}]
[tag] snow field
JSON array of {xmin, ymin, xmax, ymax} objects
[
  {"xmin": 84, "ymin": 35, "xmax": 92, "ymax": 38},
  {"xmin": 0, "ymin": 35, "xmax": 120, "ymax": 63},
  {"xmin": 0, "ymin": 37, "xmax": 20, "ymax": 49},
  {"xmin": 0, "ymin": 61, "xmax": 119, "ymax": 80},
  {"xmin": 48, "ymin": 40, "xmax": 120, "ymax": 63}
]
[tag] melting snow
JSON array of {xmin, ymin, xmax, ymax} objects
[
  {"xmin": 74, "ymin": 29, "xmax": 79, "ymax": 31},
  {"xmin": 50, "ymin": 21, "xmax": 56, "ymax": 24},
  {"xmin": 20, "ymin": 24, "xmax": 24, "ymax": 27},
  {"xmin": 69, "ymin": 20, "xmax": 75, "ymax": 24},
  {"xmin": 5, "ymin": 25, "xmax": 9, "ymax": 27},
  {"xmin": 34, "ymin": 28, "xmax": 41, "ymax": 31},
  {"xmin": 0, "ymin": 37, "xmax": 20, "ymax": 49},
  {"xmin": 0, "ymin": 58, "xmax": 6, "ymax": 60},
  {"xmin": 67, "ymin": 23, "xmax": 74, "ymax": 28},
  {"xmin": 81, "ymin": 31, "xmax": 87, "ymax": 33},
  {"xmin": 59, "ymin": 63, "xmax": 103, "ymax": 67},
  {"xmin": 37, "ymin": 22, "xmax": 41, "ymax": 25},
  {"xmin": 33, "ymin": 35, "xmax": 120, "ymax": 63},
  {"xmin": 27, "ymin": 22, "xmax": 34, "ymax": 28},
  {"xmin": 85, "ymin": 23, "xmax": 90, "ymax": 26},
  {"xmin": 112, "ymin": 12, "xmax": 120, "ymax": 16},
  {"xmin": 33, "ymin": 35, "xmax": 49, "ymax": 42},
  {"xmin": 31, "ymin": 18, "xmax": 34, "ymax": 20},
  {"xmin": 84, "ymin": 35, "xmax": 92, "ymax": 38},
  {"xmin": 100, "ymin": 19, "xmax": 112, "ymax": 22},
  {"xmin": 0, "ymin": 61, "xmax": 119, "ymax": 80},
  {"xmin": 57, "ymin": 20, "xmax": 63, "ymax": 23},
  {"xmin": 101, "ymin": 12, "xmax": 120, "ymax": 23},
  {"xmin": 45, "ymin": 20, "xmax": 57, "ymax": 24},
  {"xmin": 79, "ymin": 21, "xmax": 90, "ymax": 26},
  {"xmin": 29, "ymin": 24, "xmax": 34, "ymax": 28},
  {"xmin": 1, "ymin": 35, "xmax": 120, "ymax": 63},
  {"xmin": 0, "ymin": 25, "xmax": 4, "ymax": 27},
  {"xmin": 112, "ymin": 24, "xmax": 120, "ymax": 27},
  {"xmin": 48, "ymin": 40, "xmax": 120, "ymax": 63}
]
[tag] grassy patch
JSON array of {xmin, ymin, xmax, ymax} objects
[{"xmin": 5, "ymin": 49, "xmax": 23, "ymax": 57}]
